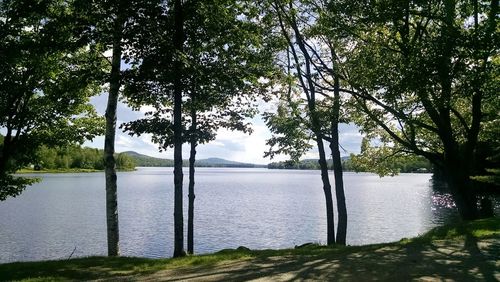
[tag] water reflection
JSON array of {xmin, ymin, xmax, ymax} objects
[
  {"xmin": 427, "ymin": 177, "xmax": 460, "ymax": 226},
  {"xmin": 428, "ymin": 176, "xmax": 499, "ymax": 225}
]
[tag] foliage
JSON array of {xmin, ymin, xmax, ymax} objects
[
  {"xmin": 0, "ymin": 0, "xmax": 105, "ymax": 199},
  {"xmin": 114, "ymin": 153, "xmax": 135, "ymax": 171},
  {"xmin": 319, "ymin": 0, "xmax": 499, "ymax": 219},
  {"xmin": 268, "ymin": 159, "xmax": 320, "ymax": 170},
  {"xmin": 120, "ymin": 0, "xmax": 280, "ymax": 255},
  {"xmin": 472, "ymin": 112, "xmax": 500, "ymax": 186},
  {"xmin": 122, "ymin": 0, "xmax": 277, "ymax": 150},
  {"xmin": 267, "ymin": 154, "xmax": 431, "ymax": 173},
  {"xmin": 322, "ymin": 0, "xmax": 499, "ymax": 168},
  {"xmin": 34, "ymin": 145, "xmax": 135, "ymax": 171},
  {"xmin": 264, "ymin": 101, "xmax": 313, "ymax": 162},
  {"xmin": 347, "ymin": 138, "xmax": 433, "ymax": 176},
  {"xmin": 471, "ymin": 170, "xmax": 500, "ymax": 186},
  {"xmin": 263, "ymin": 0, "xmax": 353, "ymax": 162},
  {"xmin": 0, "ymin": 174, "xmax": 38, "ymax": 201}
]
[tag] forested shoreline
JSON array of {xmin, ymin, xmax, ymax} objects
[
  {"xmin": 29, "ymin": 142, "xmax": 433, "ymax": 173},
  {"xmin": 268, "ymin": 156, "xmax": 432, "ymax": 173},
  {"xmin": 31, "ymin": 145, "xmax": 135, "ymax": 171},
  {"xmin": 18, "ymin": 143, "xmax": 264, "ymax": 170}
]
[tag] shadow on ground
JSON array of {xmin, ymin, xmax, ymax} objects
[
  {"xmin": 139, "ymin": 234, "xmax": 499, "ymax": 281},
  {"xmin": 1, "ymin": 219, "xmax": 499, "ymax": 281}
]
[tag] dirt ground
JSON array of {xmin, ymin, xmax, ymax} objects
[{"xmin": 110, "ymin": 237, "xmax": 500, "ymax": 281}]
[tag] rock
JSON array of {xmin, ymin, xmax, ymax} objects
[{"xmin": 294, "ymin": 242, "xmax": 314, "ymax": 249}]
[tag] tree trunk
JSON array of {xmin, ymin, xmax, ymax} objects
[
  {"xmin": 0, "ymin": 129, "xmax": 12, "ymax": 175},
  {"xmin": 449, "ymin": 179, "xmax": 478, "ymax": 220},
  {"xmin": 316, "ymin": 135, "xmax": 336, "ymax": 245},
  {"xmin": 430, "ymin": 134, "xmax": 479, "ymax": 220},
  {"xmin": 439, "ymin": 0, "xmax": 479, "ymax": 221},
  {"xmin": 187, "ymin": 99, "xmax": 197, "ymax": 255},
  {"xmin": 172, "ymin": 0, "xmax": 185, "ymax": 258},
  {"xmin": 103, "ymin": 15, "xmax": 123, "ymax": 257},
  {"xmin": 330, "ymin": 76, "xmax": 347, "ymax": 245},
  {"xmin": 444, "ymin": 158, "xmax": 478, "ymax": 220}
]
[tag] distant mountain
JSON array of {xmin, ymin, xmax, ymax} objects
[
  {"xmin": 122, "ymin": 151, "xmax": 266, "ymax": 168},
  {"xmin": 196, "ymin": 157, "xmax": 266, "ymax": 168},
  {"xmin": 122, "ymin": 151, "xmax": 174, "ymax": 167},
  {"xmin": 122, "ymin": 151, "xmax": 145, "ymax": 157},
  {"xmin": 198, "ymin": 157, "xmax": 234, "ymax": 164}
]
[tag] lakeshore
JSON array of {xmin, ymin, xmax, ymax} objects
[{"xmin": 1, "ymin": 218, "xmax": 498, "ymax": 281}]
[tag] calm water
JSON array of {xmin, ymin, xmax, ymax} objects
[{"xmin": 0, "ymin": 167, "xmax": 459, "ymax": 263}]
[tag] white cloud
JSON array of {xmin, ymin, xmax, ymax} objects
[
  {"xmin": 209, "ymin": 141, "xmax": 226, "ymax": 147},
  {"xmin": 139, "ymin": 105, "xmax": 156, "ymax": 114},
  {"xmin": 195, "ymin": 118, "xmax": 291, "ymax": 164},
  {"xmin": 116, "ymin": 134, "xmax": 134, "ymax": 147},
  {"xmin": 84, "ymin": 94, "xmax": 363, "ymax": 164}
]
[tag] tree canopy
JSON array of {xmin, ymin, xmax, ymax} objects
[
  {"xmin": 319, "ymin": 0, "xmax": 499, "ymax": 219},
  {"xmin": 0, "ymin": 0, "xmax": 105, "ymax": 200}
]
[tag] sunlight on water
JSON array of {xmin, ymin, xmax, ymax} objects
[{"xmin": 431, "ymin": 193, "xmax": 456, "ymax": 209}]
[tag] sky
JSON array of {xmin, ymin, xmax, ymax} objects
[{"xmin": 84, "ymin": 93, "xmax": 363, "ymax": 165}]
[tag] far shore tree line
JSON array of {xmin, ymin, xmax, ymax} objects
[
  {"xmin": 1, "ymin": 0, "xmax": 498, "ymax": 259},
  {"xmin": 267, "ymin": 155, "xmax": 433, "ymax": 173},
  {"xmin": 34, "ymin": 145, "xmax": 135, "ymax": 171},
  {"xmin": 27, "ymin": 142, "xmax": 433, "ymax": 173}
]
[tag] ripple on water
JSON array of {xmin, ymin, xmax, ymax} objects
[{"xmin": 0, "ymin": 168, "xmax": 479, "ymax": 263}]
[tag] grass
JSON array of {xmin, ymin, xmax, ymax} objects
[
  {"xmin": 404, "ymin": 216, "xmax": 500, "ymax": 242},
  {"xmin": 0, "ymin": 253, "xmax": 257, "ymax": 281},
  {"xmin": 0, "ymin": 217, "xmax": 499, "ymax": 281}
]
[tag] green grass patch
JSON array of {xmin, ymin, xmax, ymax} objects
[{"xmin": 399, "ymin": 217, "xmax": 500, "ymax": 245}]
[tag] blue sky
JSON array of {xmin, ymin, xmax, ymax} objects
[{"xmin": 84, "ymin": 93, "xmax": 363, "ymax": 164}]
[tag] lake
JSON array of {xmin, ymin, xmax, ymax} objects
[{"xmin": 0, "ymin": 167, "xmax": 460, "ymax": 263}]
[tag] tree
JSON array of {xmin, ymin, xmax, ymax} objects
[
  {"xmin": 102, "ymin": 2, "xmax": 124, "ymax": 257},
  {"xmin": 75, "ymin": 0, "xmax": 163, "ymax": 256},
  {"xmin": 123, "ymin": 0, "xmax": 276, "ymax": 255},
  {"xmin": 118, "ymin": 0, "xmax": 186, "ymax": 257},
  {"xmin": 181, "ymin": 1, "xmax": 276, "ymax": 254},
  {"xmin": 264, "ymin": 0, "xmax": 348, "ymax": 245},
  {"xmin": 115, "ymin": 153, "xmax": 135, "ymax": 170},
  {"xmin": 0, "ymin": 0, "xmax": 105, "ymax": 200},
  {"xmin": 323, "ymin": 0, "xmax": 499, "ymax": 219}
]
